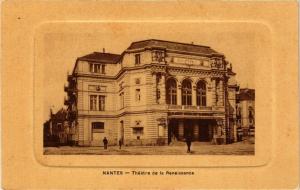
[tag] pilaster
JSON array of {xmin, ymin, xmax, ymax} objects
[
  {"xmin": 177, "ymin": 84, "xmax": 182, "ymax": 105},
  {"xmin": 160, "ymin": 74, "xmax": 166, "ymax": 104},
  {"xmin": 152, "ymin": 73, "xmax": 157, "ymax": 104},
  {"xmin": 219, "ymin": 79, "xmax": 224, "ymax": 106},
  {"xmin": 211, "ymin": 79, "xmax": 216, "ymax": 106},
  {"xmin": 192, "ymin": 85, "xmax": 197, "ymax": 106}
]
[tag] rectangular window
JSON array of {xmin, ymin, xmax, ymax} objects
[
  {"xmin": 89, "ymin": 63, "xmax": 105, "ymax": 74},
  {"xmin": 89, "ymin": 63, "xmax": 93, "ymax": 72},
  {"xmin": 101, "ymin": 64, "xmax": 105, "ymax": 74},
  {"xmin": 132, "ymin": 127, "xmax": 143, "ymax": 135},
  {"xmin": 94, "ymin": 64, "xmax": 101, "ymax": 73},
  {"xmin": 135, "ymin": 89, "xmax": 141, "ymax": 101},
  {"xmin": 90, "ymin": 95, "xmax": 97, "ymax": 110},
  {"xmin": 135, "ymin": 54, "xmax": 140, "ymax": 65},
  {"xmin": 120, "ymin": 92, "xmax": 124, "ymax": 109},
  {"xmin": 92, "ymin": 122, "xmax": 104, "ymax": 133},
  {"xmin": 99, "ymin": 96, "xmax": 105, "ymax": 111},
  {"xmin": 152, "ymin": 51, "xmax": 165, "ymax": 62},
  {"xmin": 135, "ymin": 78, "xmax": 141, "ymax": 84},
  {"xmin": 187, "ymin": 95, "xmax": 192, "ymax": 105}
]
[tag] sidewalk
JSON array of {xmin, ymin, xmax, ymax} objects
[{"xmin": 44, "ymin": 141, "xmax": 254, "ymax": 155}]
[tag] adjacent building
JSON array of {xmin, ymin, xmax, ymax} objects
[
  {"xmin": 43, "ymin": 108, "xmax": 75, "ymax": 146},
  {"xmin": 236, "ymin": 88, "xmax": 255, "ymax": 137},
  {"xmin": 64, "ymin": 39, "xmax": 239, "ymax": 146}
]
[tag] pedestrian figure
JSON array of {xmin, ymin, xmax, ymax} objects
[
  {"xmin": 118, "ymin": 139, "xmax": 122, "ymax": 149},
  {"xmin": 185, "ymin": 135, "xmax": 192, "ymax": 153},
  {"xmin": 237, "ymin": 127, "xmax": 243, "ymax": 141},
  {"xmin": 103, "ymin": 137, "xmax": 108, "ymax": 149}
]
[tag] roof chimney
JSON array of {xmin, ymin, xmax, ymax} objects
[{"xmin": 103, "ymin": 48, "xmax": 105, "ymax": 53}]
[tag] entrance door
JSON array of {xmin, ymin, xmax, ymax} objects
[
  {"xmin": 91, "ymin": 122, "xmax": 105, "ymax": 146},
  {"xmin": 168, "ymin": 120, "xmax": 178, "ymax": 144},
  {"xmin": 184, "ymin": 120, "xmax": 193, "ymax": 138},
  {"xmin": 199, "ymin": 125, "xmax": 209, "ymax": 141}
]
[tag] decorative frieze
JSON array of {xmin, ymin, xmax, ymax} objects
[{"xmin": 88, "ymin": 85, "xmax": 107, "ymax": 92}]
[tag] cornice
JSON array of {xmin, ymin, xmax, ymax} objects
[{"xmin": 74, "ymin": 64, "xmax": 228, "ymax": 81}]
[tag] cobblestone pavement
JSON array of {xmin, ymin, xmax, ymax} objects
[{"xmin": 44, "ymin": 141, "xmax": 254, "ymax": 155}]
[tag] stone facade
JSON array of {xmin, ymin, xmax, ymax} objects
[{"xmin": 64, "ymin": 39, "xmax": 239, "ymax": 146}]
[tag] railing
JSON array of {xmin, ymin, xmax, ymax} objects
[
  {"xmin": 212, "ymin": 106, "xmax": 225, "ymax": 111},
  {"xmin": 167, "ymin": 105, "xmax": 212, "ymax": 111}
]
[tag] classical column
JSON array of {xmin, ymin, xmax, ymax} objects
[
  {"xmin": 206, "ymin": 80, "xmax": 212, "ymax": 107},
  {"xmin": 192, "ymin": 85, "xmax": 197, "ymax": 106},
  {"xmin": 211, "ymin": 79, "xmax": 216, "ymax": 106},
  {"xmin": 219, "ymin": 80, "xmax": 224, "ymax": 106},
  {"xmin": 160, "ymin": 74, "xmax": 166, "ymax": 104},
  {"xmin": 152, "ymin": 73, "xmax": 158, "ymax": 104},
  {"xmin": 178, "ymin": 120, "xmax": 184, "ymax": 140},
  {"xmin": 177, "ymin": 84, "xmax": 182, "ymax": 105}
]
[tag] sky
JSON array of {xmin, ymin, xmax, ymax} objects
[{"xmin": 39, "ymin": 22, "xmax": 271, "ymax": 120}]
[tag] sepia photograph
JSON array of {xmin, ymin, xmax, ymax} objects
[
  {"xmin": 2, "ymin": 2, "xmax": 298, "ymax": 190},
  {"xmin": 41, "ymin": 23, "xmax": 256, "ymax": 155}
]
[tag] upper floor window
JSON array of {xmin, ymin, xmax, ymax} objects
[
  {"xmin": 182, "ymin": 79, "xmax": 192, "ymax": 105},
  {"xmin": 90, "ymin": 95, "xmax": 97, "ymax": 111},
  {"xmin": 89, "ymin": 95, "xmax": 105, "ymax": 111},
  {"xmin": 120, "ymin": 92, "xmax": 125, "ymax": 109},
  {"xmin": 99, "ymin": 95, "xmax": 105, "ymax": 111},
  {"xmin": 101, "ymin": 64, "xmax": 105, "ymax": 74},
  {"xmin": 249, "ymin": 106, "xmax": 254, "ymax": 124},
  {"xmin": 166, "ymin": 78, "xmax": 177, "ymax": 105},
  {"xmin": 135, "ymin": 89, "xmax": 141, "ymax": 102},
  {"xmin": 135, "ymin": 54, "xmax": 141, "ymax": 65},
  {"xmin": 152, "ymin": 51, "xmax": 165, "ymax": 62},
  {"xmin": 249, "ymin": 107, "xmax": 254, "ymax": 117},
  {"xmin": 89, "ymin": 62, "xmax": 105, "ymax": 74},
  {"xmin": 135, "ymin": 78, "xmax": 141, "ymax": 85},
  {"xmin": 196, "ymin": 81, "xmax": 206, "ymax": 106}
]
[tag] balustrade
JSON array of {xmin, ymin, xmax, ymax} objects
[{"xmin": 167, "ymin": 105, "xmax": 212, "ymax": 111}]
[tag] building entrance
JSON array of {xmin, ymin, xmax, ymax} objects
[
  {"xmin": 199, "ymin": 125, "xmax": 210, "ymax": 141},
  {"xmin": 168, "ymin": 119, "xmax": 215, "ymax": 143}
]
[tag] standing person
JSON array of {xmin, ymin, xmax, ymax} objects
[
  {"xmin": 118, "ymin": 139, "xmax": 122, "ymax": 149},
  {"xmin": 103, "ymin": 137, "xmax": 108, "ymax": 149},
  {"xmin": 185, "ymin": 135, "xmax": 192, "ymax": 153}
]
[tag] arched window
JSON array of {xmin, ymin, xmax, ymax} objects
[
  {"xmin": 181, "ymin": 79, "xmax": 192, "ymax": 105},
  {"xmin": 249, "ymin": 106, "xmax": 254, "ymax": 125},
  {"xmin": 196, "ymin": 81, "xmax": 206, "ymax": 106},
  {"xmin": 166, "ymin": 78, "xmax": 177, "ymax": 105}
]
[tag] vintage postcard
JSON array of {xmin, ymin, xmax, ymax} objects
[{"xmin": 2, "ymin": 1, "xmax": 299, "ymax": 189}]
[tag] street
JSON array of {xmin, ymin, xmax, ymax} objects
[{"xmin": 44, "ymin": 141, "xmax": 254, "ymax": 155}]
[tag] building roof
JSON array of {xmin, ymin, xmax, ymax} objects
[
  {"xmin": 78, "ymin": 52, "xmax": 121, "ymax": 64},
  {"xmin": 237, "ymin": 88, "xmax": 255, "ymax": 101},
  {"xmin": 51, "ymin": 108, "xmax": 67, "ymax": 122},
  {"xmin": 127, "ymin": 39, "xmax": 222, "ymax": 56}
]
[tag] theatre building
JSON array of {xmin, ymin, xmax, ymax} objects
[{"xmin": 64, "ymin": 39, "xmax": 239, "ymax": 146}]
